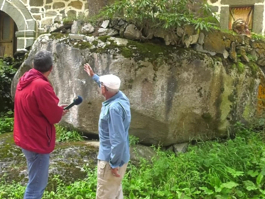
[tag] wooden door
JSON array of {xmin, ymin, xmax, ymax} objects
[{"xmin": 0, "ymin": 11, "xmax": 16, "ymax": 57}]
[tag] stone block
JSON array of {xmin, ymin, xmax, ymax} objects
[
  {"xmin": 31, "ymin": 8, "xmax": 40, "ymax": 13},
  {"xmin": 26, "ymin": 38, "xmax": 35, "ymax": 48},
  {"xmin": 17, "ymin": 38, "xmax": 25, "ymax": 49},
  {"xmin": 209, "ymin": 5, "xmax": 219, "ymax": 13},
  {"xmin": 15, "ymin": 30, "xmax": 35, "ymax": 37},
  {"xmin": 11, "ymin": 0, "xmax": 32, "ymax": 19},
  {"xmin": 204, "ymin": 31, "xmax": 226, "ymax": 54},
  {"xmin": 45, "ymin": 5, "xmax": 52, "ymax": 10},
  {"xmin": 68, "ymin": 1, "xmax": 83, "ymax": 10},
  {"xmin": 29, "ymin": 0, "xmax": 44, "ymax": 7},
  {"xmin": 33, "ymin": 15, "xmax": 41, "ymax": 21},
  {"xmin": 173, "ymin": 143, "xmax": 189, "ymax": 154},
  {"xmin": 41, "ymin": 18, "xmax": 53, "ymax": 25},
  {"xmin": 221, "ymin": 0, "xmax": 264, "ymax": 5},
  {"xmin": 220, "ymin": 6, "xmax": 229, "ymax": 30},
  {"xmin": 27, "ymin": 20, "xmax": 36, "ymax": 31},
  {"xmin": 46, "ymin": 11, "xmax": 58, "ymax": 17},
  {"xmin": 69, "ymin": 34, "xmax": 85, "ymax": 40},
  {"xmin": 253, "ymin": 5, "xmax": 264, "ymax": 34},
  {"xmin": 53, "ymin": 2, "xmax": 65, "ymax": 9},
  {"xmin": 67, "ymin": 10, "xmax": 77, "ymax": 17}
]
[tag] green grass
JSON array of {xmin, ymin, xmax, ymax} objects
[{"xmin": 1, "ymin": 123, "xmax": 265, "ymax": 198}]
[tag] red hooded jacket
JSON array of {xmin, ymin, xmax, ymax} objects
[{"xmin": 14, "ymin": 68, "xmax": 64, "ymax": 154}]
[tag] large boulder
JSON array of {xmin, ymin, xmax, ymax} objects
[{"xmin": 12, "ymin": 34, "xmax": 264, "ymax": 146}]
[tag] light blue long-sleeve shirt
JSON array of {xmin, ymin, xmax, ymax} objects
[{"xmin": 93, "ymin": 74, "xmax": 131, "ymax": 168}]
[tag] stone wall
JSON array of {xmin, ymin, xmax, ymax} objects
[
  {"xmin": 207, "ymin": 0, "xmax": 265, "ymax": 34},
  {"xmin": 24, "ymin": 0, "xmax": 88, "ymax": 32},
  {"xmin": 0, "ymin": 0, "xmax": 88, "ymax": 51}
]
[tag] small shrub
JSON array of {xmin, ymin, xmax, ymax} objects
[
  {"xmin": 56, "ymin": 125, "xmax": 84, "ymax": 142},
  {"xmin": 0, "ymin": 59, "xmax": 18, "ymax": 112},
  {"xmin": 129, "ymin": 135, "xmax": 139, "ymax": 146},
  {"xmin": 0, "ymin": 116, "xmax": 14, "ymax": 134},
  {"xmin": 96, "ymin": 0, "xmax": 219, "ymax": 31}
]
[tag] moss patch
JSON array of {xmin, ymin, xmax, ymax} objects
[
  {"xmin": 98, "ymin": 35, "xmax": 110, "ymax": 42},
  {"xmin": 73, "ymin": 41, "xmax": 92, "ymax": 49},
  {"xmin": 237, "ymin": 62, "xmax": 245, "ymax": 74},
  {"xmin": 0, "ymin": 133, "xmax": 98, "ymax": 190},
  {"xmin": 49, "ymin": 33, "xmax": 67, "ymax": 40},
  {"xmin": 249, "ymin": 62, "xmax": 258, "ymax": 76},
  {"xmin": 202, "ymin": 113, "xmax": 212, "ymax": 122}
]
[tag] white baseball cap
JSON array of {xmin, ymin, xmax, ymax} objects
[{"xmin": 99, "ymin": 74, "xmax": 121, "ymax": 90}]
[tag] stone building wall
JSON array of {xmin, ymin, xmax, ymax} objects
[
  {"xmin": 0, "ymin": 0, "xmax": 88, "ymax": 51},
  {"xmin": 207, "ymin": 0, "xmax": 265, "ymax": 34}
]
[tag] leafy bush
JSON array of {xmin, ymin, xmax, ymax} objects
[
  {"xmin": 0, "ymin": 58, "xmax": 18, "ymax": 113},
  {"xmin": 97, "ymin": 0, "xmax": 219, "ymax": 31},
  {"xmin": 0, "ymin": 117, "xmax": 14, "ymax": 135},
  {"xmin": 123, "ymin": 124, "xmax": 265, "ymax": 198},
  {"xmin": 56, "ymin": 125, "xmax": 84, "ymax": 142},
  {"xmin": 0, "ymin": 111, "xmax": 14, "ymax": 134},
  {"xmin": 129, "ymin": 135, "xmax": 139, "ymax": 146}
]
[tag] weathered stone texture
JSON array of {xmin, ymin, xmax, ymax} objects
[
  {"xmin": 45, "ymin": 5, "xmax": 52, "ymax": 9},
  {"xmin": 67, "ymin": 10, "xmax": 76, "ymax": 17},
  {"xmin": 53, "ymin": 2, "xmax": 65, "ymax": 9},
  {"xmin": 29, "ymin": 0, "xmax": 44, "ymax": 7},
  {"xmin": 68, "ymin": 1, "xmax": 83, "ymax": 9},
  {"xmin": 253, "ymin": 5, "xmax": 264, "ymax": 34},
  {"xmin": 41, "ymin": 18, "xmax": 53, "ymax": 25},
  {"xmin": 30, "ymin": 8, "xmax": 39, "ymax": 13},
  {"xmin": 221, "ymin": 0, "xmax": 264, "ymax": 4},
  {"xmin": 46, "ymin": 11, "xmax": 58, "ymax": 17},
  {"xmin": 12, "ymin": 34, "xmax": 263, "ymax": 146},
  {"xmin": 204, "ymin": 31, "xmax": 226, "ymax": 53},
  {"xmin": 209, "ymin": 5, "xmax": 218, "ymax": 12},
  {"xmin": 33, "ymin": 15, "xmax": 41, "ymax": 20}
]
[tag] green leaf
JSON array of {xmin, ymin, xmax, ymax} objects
[
  {"xmin": 244, "ymin": 180, "xmax": 258, "ymax": 191},
  {"xmin": 199, "ymin": 187, "xmax": 214, "ymax": 195},
  {"xmin": 221, "ymin": 181, "xmax": 239, "ymax": 189},
  {"xmin": 256, "ymin": 173, "xmax": 264, "ymax": 186},
  {"xmin": 248, "ymin": 170, "xmax": 259, "ymax": 178}
]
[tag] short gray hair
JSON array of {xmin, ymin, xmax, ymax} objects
[{"xmin": 33, "ymin": 50, "xmax": 53, "ymax": 73}]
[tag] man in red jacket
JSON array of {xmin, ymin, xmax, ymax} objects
[{"xmin": 13, "ymin": 50, "xmax": 68, "ymax": 199}]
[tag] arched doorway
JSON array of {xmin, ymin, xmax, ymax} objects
[
  {"xmin": 0, "ymin": 11, "xmax": 18, "ymax": 57},
  {"xmin": 0, "ymin": 0, "xmax": 36, "ymax": 57}
]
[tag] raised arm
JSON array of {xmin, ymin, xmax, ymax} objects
[{"xmin": 84, "ymin": 63, "xmax": 100, "ymax": 87}]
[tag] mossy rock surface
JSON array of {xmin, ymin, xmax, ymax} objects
[{"xmin": 0, "ymin": 133, "xmax": 98, "ymax": 190}]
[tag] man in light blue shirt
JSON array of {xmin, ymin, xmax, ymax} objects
[{"xmin": 84, "ymin": 63, "xmax": 131, "ymax": 199}]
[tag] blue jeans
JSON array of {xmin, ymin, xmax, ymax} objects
[{"xmin": 22, "ymin": 148, "xmax": 50, "ymax": 199}]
